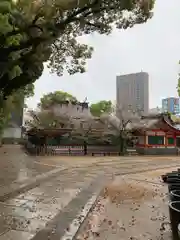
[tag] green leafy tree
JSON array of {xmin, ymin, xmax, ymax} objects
[
  {"xmin": 0, "ymin": 0, "xmax": 155, "ymax": 99},
  {"xmin": 38, "ymin": 91, "xmax": 78, "ymax": 109},
  {"xmin": 90, "ymin": 100, "xmax": 112, "ymax": 117}
]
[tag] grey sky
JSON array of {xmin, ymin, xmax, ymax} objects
[{"xmin": 26, "ymin": 0, "xmax": 180, "ymax": 109}]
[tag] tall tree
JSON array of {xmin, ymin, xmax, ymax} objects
[
  {"xmin": 38, "ymin": 91, "xmax": 78, "ymax": 109},
  {"xmin": 100, "ymin": 105, "xmax": 140, "ymax": 154},
  {"xmin": 90, "ymin": 100, "xmax": 112, "ymax": 117},
  {"xmin": 26, "ymin": 109, "xmax": 72, "ymax": 129},
  {"xmin": 0, "ymin": 0, "xmax": 155, "ymax": 99}
]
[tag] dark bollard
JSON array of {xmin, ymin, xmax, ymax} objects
[
  {"xmin": 168, "ymin": 172, "xmax": 179, "ymax": 175},
  {"xmin": 166, "ymin": 172, "xmax": 180, "ymax": 177},
  {"xmin": 162, "ymin": 173, "xmax": 180, "ymax": 183},
  {"xmin": 168, "ymin": 184, "xmax": 180, "ymax": 192},
  {"xmin": 170, "ymin": 190, "xmax": 180, "ymax": 202},
  {"xmin": 167, "ymin": 174, "xmax": 180, "ymax": 179},
  {"xmin": 178, "ymin": 224, "xmax": 180, "ymax": 239},
  {"xmin": 162, "ymin": 169, "xmax": 180, "ymax": 182},
  {"xmin": 167, "ymin": 178, "xmax": 180, "ymax": 184},
  {"xmin": 169, "ymin": 201, "xmax": 180, "ymax": 240}
]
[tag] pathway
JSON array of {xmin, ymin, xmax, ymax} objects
[
  {"xmin": 0, "ymin": 145, "xmax": 180, "ymax": 239},
  {"xmin": 75, "ymin": 167, "xmax": 175, "ymax": 240}
]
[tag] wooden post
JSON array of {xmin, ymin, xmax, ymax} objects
[{"xmin": 144, "ymin": 134, "xmax": 146, "ymax": 146}]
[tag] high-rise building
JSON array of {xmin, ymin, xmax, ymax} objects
[
  {"xmin": 116, "ymin": 72, "xmax": 149, "ymax": 115},
  {"xmin": 162, "ymin": 97, "xmax": 180, "ymax": 114}
]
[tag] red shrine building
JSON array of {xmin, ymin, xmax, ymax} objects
[{"xmin": 134, "ymin": 113, "xmax": 180, "ymax": 155}]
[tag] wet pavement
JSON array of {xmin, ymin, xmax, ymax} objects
[
  {"xmin": 0, "ymin": 165, "xmax": 106, "ymax": 239},
  {"xmin": 75, "ymin": 168, "xmax": 175, "ymax": 240},
  {"xmin": 1, "ymin": 145, "xmax": 178, "ymax": 190},
  {"xmin": 1, "ymin": 145, "xmax": 180, "ymax": 239},
  {"xmin": 0, "ymin": 146, "xmax": 56, "ymax": 188}
]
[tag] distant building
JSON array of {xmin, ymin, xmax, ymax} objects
[
  {"xmin": 3, "ymin": 98, "xmax": 24, "ymax": 141},
  {"xmin": 50, "ymin": 101, "xmax": 95, "ymax": 129},
  {"xmin": 50, "ymin": 101, "xmax": 92, "ymax": 119},
  {"xmin": 23, "ymin": 109, "xmax": 34, "ymax": 127},
  {"xmin": 149, "ymin": 107, "xmax": 162, "ymax": 114},
  {"xmin": 162, "ymin": 97, "xmax": 180, "ymax": 114},
  {"xmin": 116, "ymin": 72, "xmax": 149, "ymax": 115},
  {"xmin": 26, "ymin": 101, "xmax": 99, "ymax": 130}
]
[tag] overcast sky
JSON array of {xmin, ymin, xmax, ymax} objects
[{"xmin": 26, "ymin": 0, "xmax": 180, "ymax": 109}]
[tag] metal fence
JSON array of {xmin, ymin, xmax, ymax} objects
[{"xmin": 24, "ymin": 142, "xmax": 137, "ymax": 156}]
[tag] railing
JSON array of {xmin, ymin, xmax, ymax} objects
[{"xmin": 24, "ymin": 142, "xmax": 137, "ymax": 156}]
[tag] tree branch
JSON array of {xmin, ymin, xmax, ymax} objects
[
  {"xmin": 54, "ymin": 0, "xmax": 100, "ymax": 29},
  {"xmin": 2, "ymin": 0, "xmax": 102, "ymax": 56},
  {"xmin": 0, "ymin": 39, "xmax": 45, "ymax": 83},
  {"xmin": 73, "ymin": 17, "xmax": 102, "ymax": 29},
  {"xmin": 5, "ymin": 23, "xmax": 44, "ymax": 39}
]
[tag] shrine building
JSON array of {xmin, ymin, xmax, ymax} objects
[{"xmin": 134, "ymin": 113, "xmax": 180, "ymax": 155}]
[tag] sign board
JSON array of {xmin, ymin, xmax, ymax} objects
[
  {"xmin": 146, "ymin": 131, "xmax": 165, "ymax": 136},
  {"xmin": 156, "ymin": 132, "xmax": 165, "ymax": 136},
  {"xmin": 146, "ymin": 131, "xmax": 155, "ymax": 135}
]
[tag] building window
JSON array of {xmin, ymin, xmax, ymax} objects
[
  {"xmin": 167, "ymin": 137, "xmax": 174, "ymax": 145},
  {"xmin": 148, "ymin": 136, "xmax": 164, "ymax": 145}
]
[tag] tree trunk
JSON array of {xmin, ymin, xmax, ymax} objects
[
  {"xmin": 84, "ymin": 140, "xmax": 87, "ymax": 155},
  {"xmin": 119, "ymin": 135, "xmax": 126, "ymax": 156},
  {"xmin": 0, "ymin": 133, "xmax": 2, "ymax": 147},
  {"xmin": 0, "ymin": 95, "xmax": 10, "ymax": 137},
  {"xmin": 0, "ymin": 99, "xmax": 5, "ymax": 147}
]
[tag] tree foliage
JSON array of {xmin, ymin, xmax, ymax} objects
[
  {"xmin": 90, "ymin": 100, "xmax": 112, "ymax": 116},
  {"xmin": 26, "ymin": 109, "xmax": 72, "ymax": 129},
  {"xmin": 100, "ymin": 105, "xmax": 140, "ymax": 154},
  {"xmin": 0, "ymin": 0, "xmax": 155, "ymax": 98},
  {"xmin": 38, "ymin": 91, "xmax": 77, "ymax": 109}
]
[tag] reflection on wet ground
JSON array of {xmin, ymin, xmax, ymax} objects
[
  {"xmin": 0, "ymin": 164, "xmax": 104, "ymax": 239},
  {"xmin": 0, "ymin": 146, "xmax": 57, "ymax": 188},
  {"xmin": 75, "ymin": 169, "xmax": 172, "ymax": 240},
  {"xmin": 1, "ymin": 146, "xmax": 180, "ymax": 239}
]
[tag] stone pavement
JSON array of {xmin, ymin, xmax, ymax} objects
[
  {"xmin": 1, "ymin": 144, "xmax": 178, "ymax": 191},
  {"xmin": 0, "ymin": 165, "xmax": 107, "ymax": 240},
  {"xmin": 1, "ymin": 146, "xmax": 180, "ymax": 239},
  {"xmin": 75, "ymin": 167, "xmax": 175, "ymax": 240},
  {"xmin": 0, "ymin": 145, "xmax": 56, "ymax": 188}
]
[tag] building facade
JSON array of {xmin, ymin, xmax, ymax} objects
[
  {"xmin": 51, "ymin": 101, "xmax": 92, "ymax": 119},
  {"xmin": 135, "ymin": 113, "xmax": 180, "ymax": 155},
  {"xmin": 162, "ymin": 97, "xmax": 180, "ymax": 114},
  {"xmin": 149, "ymin": 107, "xmax": 162, "ymax": 114},
  {"xmin": 26, "ymin": 101, "xmax": 103, "ymax": 130},
  {"xmin": 116, "ymin": 72, "xmax": 149, "ymax": 115},
  {"xmin": 3, "ymin": 99, "xmax": 24, "ymax": 141}
]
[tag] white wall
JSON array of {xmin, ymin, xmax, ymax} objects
[{"xmin": 3, "ymin": 127, "xmax": 21, "ymax": 138}]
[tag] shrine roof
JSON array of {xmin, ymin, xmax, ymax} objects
[
  {"xmin": 131, "ymin": 113, "xmax": 180, "ymax": 133},
  {"xmin": 26, "ymin": 127, "xmax": 107, "ymax": 136}
]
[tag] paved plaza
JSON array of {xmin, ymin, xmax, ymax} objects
[
  {"xmin": 0, "ymin": 145, "xmax": 179, "ymax": 239},
  {"xmin": 76, "ymin": 168, "xmax": 173, "ymax": 240}
]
